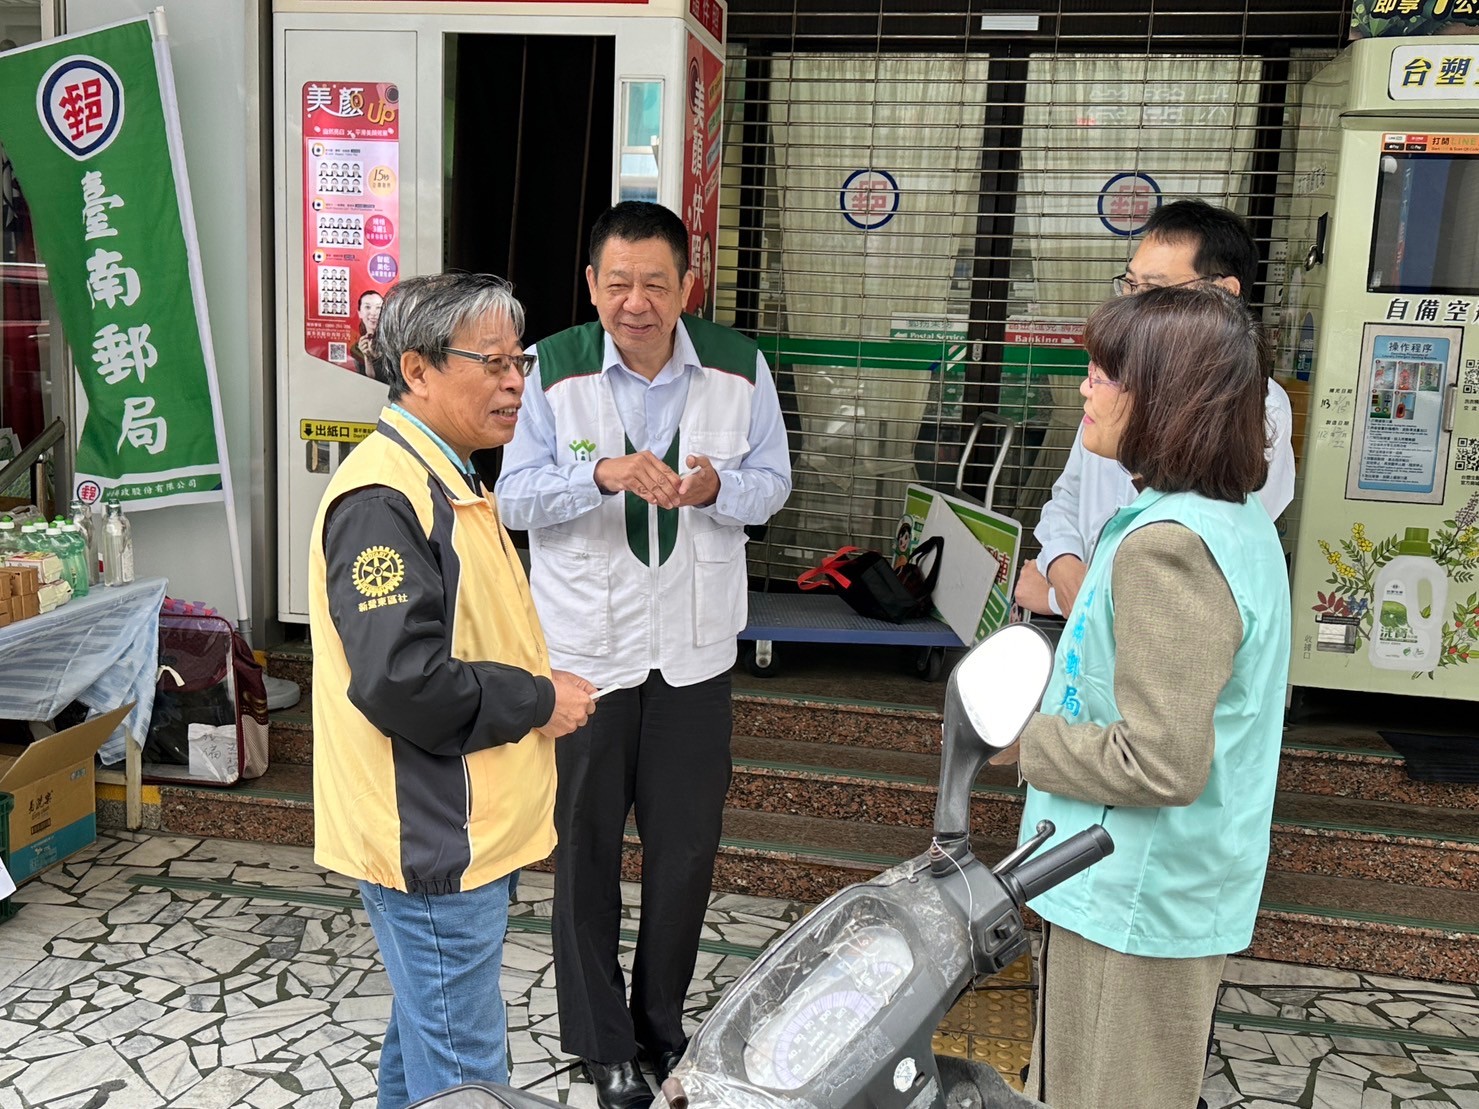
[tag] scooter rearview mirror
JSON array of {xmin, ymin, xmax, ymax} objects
[
  {"xmin": 932, "ymin": 621, "xmax": 1054, "ymax": 865},
  {"xmin": 953, "ymin": 621, "xmax": 1054, "ymax": 749}
]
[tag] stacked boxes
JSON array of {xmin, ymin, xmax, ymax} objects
[{"xmin": 0, "ymin": 565, "xmax": 41, "ymax": 628}]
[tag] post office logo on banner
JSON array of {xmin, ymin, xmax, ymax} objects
[
  {"xmin": 1097, "ymin": 171, "xmax": 1161, "ymax": 237},
  {"xmin": 36, "ymin": 55, "xmax": 125, "ymax": 161},
  {"xmin": 841, "ymin": 169, "xmax": 900, "ymax": 230}
]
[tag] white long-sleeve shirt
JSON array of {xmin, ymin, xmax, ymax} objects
[{"xmin": 1033, "ymin": 378, "xmax": 1295, "ymax": 615}]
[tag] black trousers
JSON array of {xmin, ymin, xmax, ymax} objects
[{"xmin": 551, "ymin": 670, "xmax": 732, "ymax": 1063}]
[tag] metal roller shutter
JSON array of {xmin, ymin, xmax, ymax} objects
[{"xmin": 713, "ymin": 1, "xmax": 1351, "ymax": 582}]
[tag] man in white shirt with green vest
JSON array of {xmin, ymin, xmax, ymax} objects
[{"xmin": 498, "ymin": 202, "xmax": 791, "ymax": 1109}]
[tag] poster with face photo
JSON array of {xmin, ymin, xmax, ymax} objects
[{"xmin": 302, "ymin": 80, "xmax": 400, "ymax": 382}]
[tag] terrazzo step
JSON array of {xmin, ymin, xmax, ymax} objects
[
  {"xmin": 264, "ymin": 639, "xmax": 313, "ymax": 699},
  {"xmin": 159, "ymin": 762, "xmax": 315, "ymax": 848},
  {"xmin": 1276, "ymin": 730, "xmax": 1479, "ymax": 811},
  {"xmin": 677, "ymin": 808, "xmax": 1479, "ymax": 984},
  {"xmin": 152, "ymin": 770, "xmax": 1479, "ymax": 982},
  {"xmin": 727, "ymin": 735, "xmax": 1479, "ymax": 890},
  {"xmin": 269, "ymin": 695, "xmax": 314, "ymax": 766},
  {"xmin": 254, "ymin": 721, "xmax": 1479, "ymax": 890}
]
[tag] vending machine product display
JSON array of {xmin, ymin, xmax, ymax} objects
[
  {"xmin": 273, "ymin": 0, "xmax": 726, "ymax": 621},
  {"xmin": 1280, "ymin": 36, "xmax": 1479, "ymax": 699}
]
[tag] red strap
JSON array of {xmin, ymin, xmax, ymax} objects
[{"xmin": 797, "ymin": 546, "xmax": 861, "ymax": 591}]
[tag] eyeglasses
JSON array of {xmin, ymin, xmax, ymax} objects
[
  {"xmin": 440, "ymin": 347, "xmax": 537, "ymax": 378},
  {"xmin": 1111, "ymin": 273, "xmax": 1229, "ymax": 297},
  {"xmin": 1086, "ymin": 365, "xmax": 1120, "ymax": 390}
]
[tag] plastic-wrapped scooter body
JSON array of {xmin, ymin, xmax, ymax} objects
[{"xmin": 410, "ymin": 623, "xmax": 1112, "ymax": 1109}]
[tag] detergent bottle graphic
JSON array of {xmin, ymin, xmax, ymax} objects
[{"xmin": 1368, "ymin": 527, "xmax": 1448, "ymax": 673}]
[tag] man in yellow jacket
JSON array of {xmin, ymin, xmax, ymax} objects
[{"xmin": 309, "ymin": 272, "xmax": 596, "ymax": 1108}]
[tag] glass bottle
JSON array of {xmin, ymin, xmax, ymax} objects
[
  {"xmin": 102, "ymin": 500, "xmax": 134, "ymax": 585},
  {"xmin": 69, "ymin": 499, "xmax": 102, "ymax": 585}
]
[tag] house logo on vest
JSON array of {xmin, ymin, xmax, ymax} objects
[
  {"xmin": 568, "ymin": 438, "xmax": 597, "ymax": 462},
  {"xmin": 37, "ymin": 55, "xmax": 126, "ymax": 161},
  {"xmin": 352, "ymin": 545, "xmax": 409, "ymax": 613}
]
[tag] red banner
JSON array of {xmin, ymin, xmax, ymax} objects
[
  {"xmin": 302, "ymin": 80, "xmax": 400, "ymax": 377},
  {"xmin": 682, "ymin": 33, "xmax": 723, "ymax": 318}
]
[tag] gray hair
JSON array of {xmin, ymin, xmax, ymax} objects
[{"xmin": 373, "ymin": 273, "xmax": 526, "ymax": 400}]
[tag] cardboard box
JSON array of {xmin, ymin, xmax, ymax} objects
[
  {"xmin": 1, "ymin": 565, "xmax": 39, "ymax": 594},
  {"xmin": 0, "ymin": 703, "xmax": 132, "ymax": 884},
  {"xmin": 3, "ymin": 553, "xmax": 62, "ymax": 584},
  {"xmin": 0, "ymin": 571, "xmax": 10, "ymax": 602},
  {"xmin": 8, "ymin": 593, "xmax": 39, "ymax": 622}
]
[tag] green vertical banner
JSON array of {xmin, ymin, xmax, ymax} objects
[{"xmin": 0, "ymin": 15, "xmax": 226, "ymax": 510}]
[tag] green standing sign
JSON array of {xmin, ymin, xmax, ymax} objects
[{"xmin": 0, "ymin": 15, "xmax": 227, "ymax": 509}]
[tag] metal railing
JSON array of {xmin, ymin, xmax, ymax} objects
[{"xmin": 0, "ymin": 418, "xmax": 66, "ymax": 519}]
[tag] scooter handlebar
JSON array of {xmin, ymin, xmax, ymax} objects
[{"xmin": 1002, "ymin": 825, "xmax": 1113, "ymax": 906}]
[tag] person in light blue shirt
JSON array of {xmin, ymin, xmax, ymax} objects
[{"xmin": 498, "ymin": 203, "xmax": 790, "ymax": 1109}]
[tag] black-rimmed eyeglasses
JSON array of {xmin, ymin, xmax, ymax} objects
[{"xmin": 440, "ymin": 347, "xmax": 538, "ymax": 377}]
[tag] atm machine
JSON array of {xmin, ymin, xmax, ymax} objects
[
  {"xmin": 273, "ymin": 0, "xmax": 726, "ymax": 620},
  {"xmin": 1280, "ymin": 35, "xmax": 1479, "ymax": 700}
]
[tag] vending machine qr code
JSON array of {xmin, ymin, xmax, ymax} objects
[
  {"xmin": 1456, "ymin": 437, "xmax": 1479, "ymax": 472},
  {"xmin": 1464, "ymin": 360, "xmax": 1479, "ymax": 395},
  {"xmin": 317, "ymin": 266, "xmax": 350, "ymax": 317}
]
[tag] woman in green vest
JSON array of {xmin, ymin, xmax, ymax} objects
[{"xmin": 1001, "ymin": 285, "xmax": 1292, "ymax": 1109}]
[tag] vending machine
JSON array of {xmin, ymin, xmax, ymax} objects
[
  {"xmin": 273, "ymin": 0, "xmax": 726, "ymax": 621},
  {"xmin": 1281, "ymin": 36, "xmax": 1479, "ymax": 700}
]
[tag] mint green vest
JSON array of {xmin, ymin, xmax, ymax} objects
[{"xmin": 1019, "ymin": 489, "xmax": 1290, "ymax": 958}]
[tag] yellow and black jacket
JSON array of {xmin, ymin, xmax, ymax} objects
[{"xmin": 309, "ymin": 406, "xmax": 557, "ymax": 894}]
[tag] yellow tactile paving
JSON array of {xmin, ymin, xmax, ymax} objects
[{"xmin": 932, "ymin": 953, "xmax": 1035, "ymax": 1089}]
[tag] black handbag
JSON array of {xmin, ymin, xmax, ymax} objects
[{"xmin": 797, "ymin": 537, "xmax": 943, "ymax": 623}]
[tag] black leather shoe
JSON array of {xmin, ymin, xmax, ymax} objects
[
  {"xmin": 582, "ymin": 1059, "xmax": 653, "ymax": 1109},
  {"xmin": 652, "ymin": 1046, "xmax": 686, "ymax": 1085}
]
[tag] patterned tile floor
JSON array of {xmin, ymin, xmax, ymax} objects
[{"xmin": 2, "ymin": 832, "xmax": 1477, "ymax": 1108}]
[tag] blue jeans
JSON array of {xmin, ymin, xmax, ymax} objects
[{"xmin": 359, "ymin": 876, "xmax": 511, "ymax": 1107}]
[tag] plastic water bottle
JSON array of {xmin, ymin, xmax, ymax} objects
[
  {"xmin": 69, "ymin": 499, "xmax": 102, "ymax": 586},
  {"xmin": 45, "ymin": 522, "xmax": 88, "ymax": 599},
  {"xmin": 61, "ymin": 523, "xmax": 91, "ymax": 598},
  {"xmin": 102, "ymin": 500, "xmax": 134, "ymax": 585},
  {"xmin": 0, "ymin": 515, "xmax": 20, "ymax": 558}
]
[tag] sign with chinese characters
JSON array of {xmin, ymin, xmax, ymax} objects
[
  {"xmin": 0, "ymin": 17, "xmax": 227, "ymax": 509},
  {"xmin": 302, "ymin": 81, "xmax": 400, "ymax": 375},
  {"xmin": 890, "ymin": 315, "xmax": 967, "ymax": 421},
  {"xmin": 1097, "ymin": 171, "xmax": 1161, "ymax": 236},
  {"xmin": 1353, "ymin": 0, "xmax": 1479, "ymax": 41},
  {"xmin": 688, "ymin": 0, "xmax": 724, "ymax": 44},
  {"xmin": 299, "ymin": 418, "xmax": 375, "ymax": 445},
  {"xmin": 1388, "ymin": 46, "xmax": 1479, "ymax": 100},
  {"xmin": 682, "ymin": 34, "xmax": 723, "ymax": 317},
  {"xmin": 1347, "ymin": 326, "xmax": 1461, "ymax": 503}
]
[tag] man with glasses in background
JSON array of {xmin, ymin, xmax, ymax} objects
[{"xmin": 1015, "ymin": 199, "xmax": 1296, "ymax": 619}]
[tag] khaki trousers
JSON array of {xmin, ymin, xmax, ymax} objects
[{"xmin": 1025, "ymin": 923, "xmax": 1224, "ymax": 1109}]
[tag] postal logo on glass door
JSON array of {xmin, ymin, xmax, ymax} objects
[
  {"xmin": 841, "ymin": 169, "xmax": 900, "ymax": 230},
  {"xmin": 37, "ymin": 55, "xmax": 126, "ymax": 161}
]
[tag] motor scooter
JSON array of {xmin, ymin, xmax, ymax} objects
[{"xmin": 411, "ymin": 622, "xmax": 1113, "ymax": 1109}]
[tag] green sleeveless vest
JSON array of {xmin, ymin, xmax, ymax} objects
[{"xmin": 1020, "ymin": 489, "xmax": 1291, "ymax": 958}]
